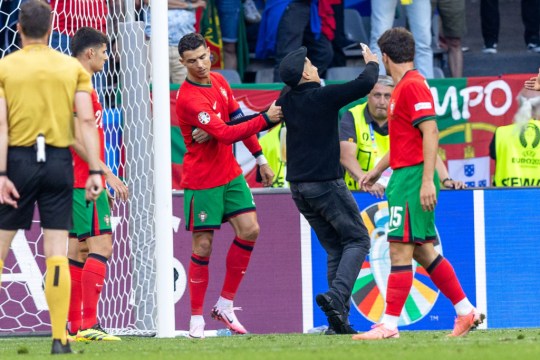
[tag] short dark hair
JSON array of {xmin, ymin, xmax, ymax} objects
[
  {"xmin": 19, "ymin": 0, "xmax": 51, "ymax": 39},
  {"xmin": 71, "ymin": 27, "xmax": 108, "ymax": 57},
  {"xmin": 178, "ymin": 32, "xmax": 207, "ymax": 58},
  {"xmin": 377, "ymin": 27, "xmax": 415, "ymax": 64}
]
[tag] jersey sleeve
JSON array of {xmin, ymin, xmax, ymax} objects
[
  {"xmin": 183, "ymin": 97, "xmax": 267, "ymax": 145},
  {"xmin": 76, "ymin": 64, "xmax": 94, "ymax": 94},
  {"xmin": 339, "ymin": 111, "xmax": 357, "ymax": 142},
  {"xmin": 408, "ymin": 80, "xmax": 436, "ymax": 127}
]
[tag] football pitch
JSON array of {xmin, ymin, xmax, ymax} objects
[{"xmin": 1, "ymin": 329, "xmax": 539, "ymax": 359}]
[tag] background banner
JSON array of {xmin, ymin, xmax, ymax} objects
[{"xmin": 166, "ymin": 75, "xmax": 532, "ymax": 189}]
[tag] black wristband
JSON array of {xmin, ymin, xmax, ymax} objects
[
  {"xmin": 442, "ymin": 177, "xmax": 452, "ymax": 184},
  {"xmin": 0, "ymin": 171, "xmax": 7, "ymax": 177},
  {"xmin": 89, "ymin": 169, "xmax": 105, "ymax": 176}
]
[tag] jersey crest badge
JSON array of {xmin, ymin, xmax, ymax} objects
[
  {"xmin": 198, "ymin": 112, "xmax": 211, "ymax": 125},
  {"xmin": 198, "ymin": 211, "xmax": 208, "ymax": 223}
]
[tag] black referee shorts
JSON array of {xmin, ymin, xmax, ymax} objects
[{"xmin": 0, "ymin": 146, "xmax": 74, "ymax": 230}]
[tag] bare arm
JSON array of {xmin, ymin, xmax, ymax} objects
[
  {"xmin": 0, "ymin": 98, "xmax": 19, "ymax": 208},
  {"xmin": 168, "ymin": 0, "xmax": 206, "ymax": 9},
  {"xmin": 436, "ymin": 155, "xmax": 466, "ymax": 189},
  {"xmin": 359, "ymin": 151, "xmax": 390, "ymax": 190},
  {"xmin": 418, "ymin": 120, "xmax": 438, "ymax": 211},
  {"xmin": 74, "ymin": 92, "xmax": 103, "ymax": 201},
  {"xmin": 340, "ymin": 141, "xmax": 363, "ymax": 182},
  {"xmin": 72, "ymin": 119, "xmax": 129, "ymax": 201}
]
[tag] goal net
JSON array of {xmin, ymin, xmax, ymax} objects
[{"xmin": 0, "ymin": 0, "xmax": 157, "ymax": 336}]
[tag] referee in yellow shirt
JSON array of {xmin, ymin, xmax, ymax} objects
[{"xmin": 0, "ymin": 1, "xmax": 103, "ymax": 354}]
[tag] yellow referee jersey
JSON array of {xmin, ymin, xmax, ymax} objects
[{"xmin": 0, "ymin": 44, "xmax": 93, "ymax": 147}]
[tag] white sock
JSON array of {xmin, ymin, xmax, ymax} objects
[
  {"xmin": 190, "ymin": 315, "xmax": 205, "ymax": 325},
  {"xmin": 216, "ymin": 296, "xmax": 233, "ymax": 309},
  {"xmin": 454, "ymin": 298, "xmax": 475, "ymax": 316},
  {"xmin": 380, "ymin": 314, "xmax": 399, "ymax": 330}
]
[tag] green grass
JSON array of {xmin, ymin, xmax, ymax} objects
[{"xmin": 1, "ymin": 330, "xmax": 539, "ymax": 359}]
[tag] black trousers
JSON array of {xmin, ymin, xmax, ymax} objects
[
  {"xmin": 481, "ymin": 0, "xmax": 540, "ymax": 46},
  {"xmin": 273, "ymin": 0, "xmax": 334, "ymax": 82}
]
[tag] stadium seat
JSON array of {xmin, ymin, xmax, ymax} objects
[
  {"xmin": 343, "ymin": 9, "xmax": 370, "ymax": 57},
  {"xmin": 214, "ymin": 69, "xmax": 242, "ymax": 84},
  {"xmin": 433, "ymin": 66, "xmax": 445, "ymax": 78},
  {"xmin": 325, "ymin": 66, "xmax": 366, "ymax": 81},
  {"xmin": 255, "ymin": 68, "xmax": 274, "ymax": 84}
]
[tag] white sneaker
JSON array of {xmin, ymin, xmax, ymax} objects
[
  {"xmin": 211, "ymin": 305, "xmax": 248, "ymax": 334},
  {"xmin": 527, "ymin": 43, "xmax": 540, "ymax": 53},
  {"xmin": 482, "ymin": 44, "xmax": 497, "ymax": 54},
  {"xmin": 243, "ymin": 0, "xmax": 261, "ymax": 24},
  {"xmin": 189, "ymin": 317, "xmax": 205, "ymax": 339}
]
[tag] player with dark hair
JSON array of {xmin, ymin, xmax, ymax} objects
[
  {"xmin": 66, "ymin": 26, "xmax": 129, "ymax": 342},
  {"xmin": 355, "ymin": 27, "xmax": 484, "ymax": 340},
  {"xmin": 176, "ymin": 32, "xmax": 282, "ymax": 338},
  {"xmin": 0, "ymin": 0, "xmax": 102, "ymax": 354}
]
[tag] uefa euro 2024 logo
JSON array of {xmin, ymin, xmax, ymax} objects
[{"xmin": 351, "ymin": 202, "xmax": 442, "ymax": 326}]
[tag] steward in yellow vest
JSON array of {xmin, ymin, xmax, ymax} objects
[
  {"xmin": 339, "ymin": 77, "xmax": 393, "ymax": 191},
  {"xmin": 490, "ymin": 119, "xmax": 540, "ymax": 186}
]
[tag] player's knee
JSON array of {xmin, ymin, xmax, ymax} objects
[
  {"xmin": 237, "ymin": 223, "xmax": 260, "ymax": 241},
  {"xmin": 193, "ymin": 239, "xmax": 213, "ymax": 257}
]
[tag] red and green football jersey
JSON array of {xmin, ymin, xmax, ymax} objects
[
  {"xmin": 176, "ymin": 72, "xmax": 268, "ymax": 190},
  {"xmin": 388, "ymin": 70, "xmax": 437, "ymax": 169},
  {"xmin": 72, "ymin": 90, "xmax": 105, "ymax": 188}
]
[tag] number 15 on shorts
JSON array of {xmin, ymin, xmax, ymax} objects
[{"xmin": 389, "ymin": 206, "xmax": 404, "ymax": 231}]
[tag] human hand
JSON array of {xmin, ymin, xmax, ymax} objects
[
  {"xmin": 105, "ymin": 173, "xmax": 129, "ymax": 202},
  {"xmin": 524, "ymin": 69, "xmax": 540, "ymax": 91},
  {"xmin": 259, "ymin": 164, "xmax": 274, "ymax": 187},
  {"xmin": 360, "ymin": 43, "xmax": 379, "ymax": 64},
  {"xmin": 442, "ymin": 178, "xmax": 466, "ymax": 189},
  {"xmin": 359, "ymin": 168, "xmax": 382, "ymax": 191},
  {"xmin": 420, "ymin": 181, "xmax": 437, "ymax": 211},
  {"xmin": 192, "ymin": 128, "xmax": 212, "ymax": 143},
  {"xmin": 0, "ymin": 176, "xmax": 19, "ymax": 208},
  {"xmin": 196, "ymin": 0, "xmax": 207, "ymax": 9},
  {"xmin": 265, "ymin": 101, "xmax": 283, "ymax": 123},
  {"xmin": 85, "ymin": 174, "xmax": 103, "ymax": 202},
  {"xmin": 367, "ymin": 183, "xmax": 386, "ymax": 199}
]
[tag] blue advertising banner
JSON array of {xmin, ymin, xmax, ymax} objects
[
  {"xmin": 311, "ymin": 191, "xmax": 478, "ymax": 331},
  {"xmin": 484, "ymin": 189, "xmax": 540, "ymax": 328}
]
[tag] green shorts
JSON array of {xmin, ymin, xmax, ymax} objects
[
  {"xmin": 386, "ymin": 164, "xmax": 440, "ymax": 244},
  {"xmin": 184, "ymin": 174, "xmax": 256, "ymax": 231},
  {"xmin": 69, "ymin": 189, "xmax": 112, "ymax": 241}
]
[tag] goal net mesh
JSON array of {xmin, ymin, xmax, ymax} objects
[{"xmin": 0, "ymin": 0, "xmax": 157, "ymax": 336}]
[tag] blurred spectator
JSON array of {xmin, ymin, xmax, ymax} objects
[
  {"xmin": 489, "ymin": 88, "xmax": 540, "ymax": 186},
  {"xmin": 217, "ymin": 0, "xmax": 242, "ymax": 70},
  {"xmin": 432, "ymin": 0, "xmax": 465, "ymax": 78},
  {"xmin": 330, "ymin": 0, "xmax": 348, "ymax": 67},
  {"xmin": 481, "ymin": 0, "xmax": 540, "ymax": 53},
  {"xmin": 257, "ymin": 0, "xmax": 333, "ymax": 82},
  {"xmin": 144, "ymin": 0, "xmax": 207, "ymax": 84},
  {"xmin": 370, "ymin": 0, "xmax": 433, "ymax": 78}
]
